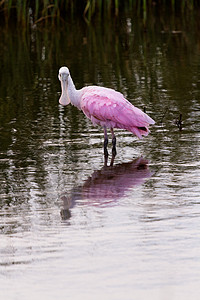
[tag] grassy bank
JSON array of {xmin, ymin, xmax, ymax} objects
[{"xmin": 0, "ymin": 0, "xmax": 199, "ymax": 28}]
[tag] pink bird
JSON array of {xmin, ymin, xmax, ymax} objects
[{"xmin": 58, "ymin": 66, "xmax": 155, "ymax": 163}]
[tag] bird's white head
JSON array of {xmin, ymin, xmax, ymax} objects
[{"xmin": 58, "ymin": 66, "xmax": 71, "ymax": 106}]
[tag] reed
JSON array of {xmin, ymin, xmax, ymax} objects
[{"xmin": 0, "ymin": 0, "xmax": 198, "ymax": 28}]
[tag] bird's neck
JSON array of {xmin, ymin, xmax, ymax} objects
[{"xmin": 68, "ymin": 75, "xmax": 81, "ymax": 109}]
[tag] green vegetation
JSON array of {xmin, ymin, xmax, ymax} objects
[{"xmin": 0, "ymin": 0, "xmax": 199, "ymax": 28}]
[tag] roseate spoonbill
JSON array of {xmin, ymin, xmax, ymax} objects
[{"xmin": 58, "ymin": 66, "xmax": 155, "ymax": 161}]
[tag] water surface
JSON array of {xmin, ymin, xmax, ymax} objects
[{"xmin": 1, "ymin": 12, "xmax": 200, "ymax": 300}]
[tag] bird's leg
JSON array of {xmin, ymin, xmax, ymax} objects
[
  {"xmin": 103, "ymin": 127, "xmax": 108, "ymax": 166},
  {"xmin": 110, "ymin": 128, "xmax": 116, "ymax": 166},
  {"xmin": 111, "ymin": 128, "xmax": 117, "ymax": 156}
]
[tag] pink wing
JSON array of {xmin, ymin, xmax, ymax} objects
[{"xmin": 80, "ymin": 86, "xmax": 155, "ymax": 139}]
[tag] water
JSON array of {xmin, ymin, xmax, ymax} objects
[{"xmin": 1, "ymin": 12, "xmax": 200, "ymax": 300}]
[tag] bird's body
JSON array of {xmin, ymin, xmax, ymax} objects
[
  {"xmin": 58, "ymin": 66, "xmax": 155, "ymax": 164},
  {"xmin": 79, "ymin": 85, "xmax": 154, "ymax": 139}
]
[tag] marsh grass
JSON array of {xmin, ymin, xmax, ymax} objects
[{"xmin": 0, "ymin": 0, "xmax": 198, "ymax": 29}]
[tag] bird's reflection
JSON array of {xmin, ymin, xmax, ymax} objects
[{"xmin": 60, "ymin": 157, "xmax": 153, "ymax": 220}]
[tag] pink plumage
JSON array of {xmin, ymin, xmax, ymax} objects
[
  {"xmin": 80, "ymin": 86, "xmax": 154, "ymax": 139},
  {"xmin": 58, "ymin": 66, "xmax": 155, "ymax": 164}
]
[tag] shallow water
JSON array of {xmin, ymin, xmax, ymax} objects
[{"xmin": 1, "ymin": 12, "xmax": 200, "ymax": 300}]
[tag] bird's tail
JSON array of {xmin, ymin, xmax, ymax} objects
[{"xmin": 130, "ymin": 126, "xmax": 150, "ymax": 139}]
